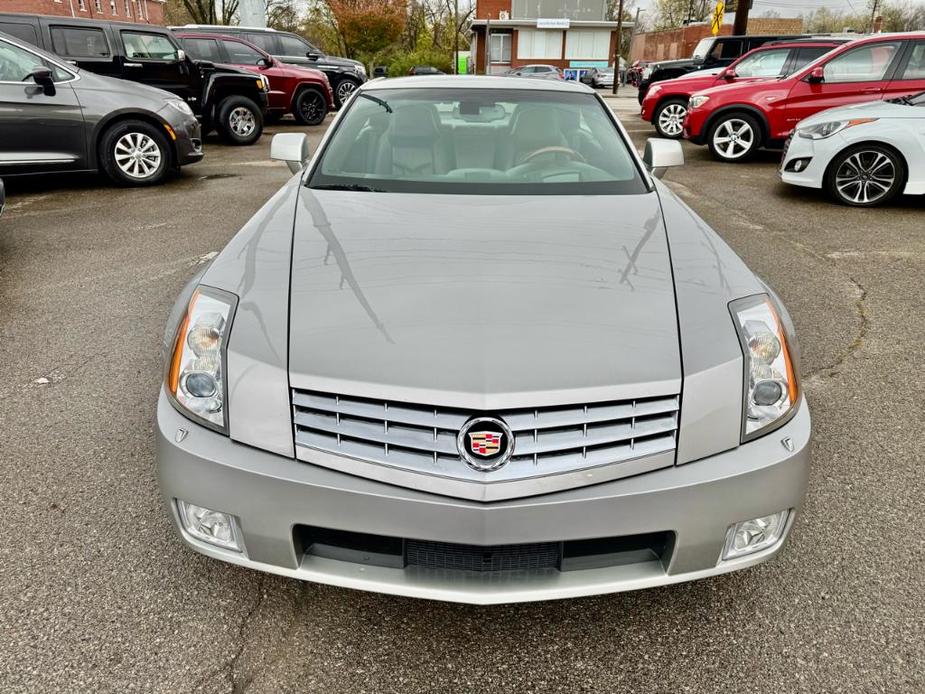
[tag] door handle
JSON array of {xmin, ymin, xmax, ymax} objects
[{"xmin": 124, "ymin": 62, "xmax": 143, "ymax": 68}]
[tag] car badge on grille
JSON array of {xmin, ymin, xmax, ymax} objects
[{"xmin": 457, "ymin": 417, "xmax": 514, "ymax": 472}]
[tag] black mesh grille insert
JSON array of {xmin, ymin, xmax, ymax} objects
[{"xmin": 405, "ymin": 540, "xmax": 560, "ymax": 572}]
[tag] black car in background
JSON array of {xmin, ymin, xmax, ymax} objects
[
  {"xmin": 173, "ymin": 24, "xmax": 367, "ymax": 108},
  {"xmin": 0, "ymin": 13, "xmax": 269, "ymax": 145},
  {"xmin": 0, "ymin": 31, "xmax": 202, "ymax": 185},
  {"xmin": 637, "ymin": 33, "xmax": 806, "ymax": 102}
]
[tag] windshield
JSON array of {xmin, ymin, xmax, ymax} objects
[
  {"xmin": 692, "ymin": 38, "xmax": 714, "ymax": 60},
  {"xmin": 308, "ymin": 88, "xmax": 646, "ymax": 195}
]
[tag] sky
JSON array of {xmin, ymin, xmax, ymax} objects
[{"xmin": 634, "ymin": 0, "xmax": 873, "ymax": 20}]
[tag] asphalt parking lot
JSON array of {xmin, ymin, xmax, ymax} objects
[{"xmin": 1, "ymin": 102, "xmax": 922, "ymax": 693}]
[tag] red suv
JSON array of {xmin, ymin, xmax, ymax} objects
[
  {"xmin": 641, "ymin": 39, "xmax": 849, "ymax": 138},
  {"xmin": 683, "ymin": 33, "xmax": 925, "ymax": 162},
  {"xmin": 176, "ymin": 33, "xmax": 335, "ymax": 126}
]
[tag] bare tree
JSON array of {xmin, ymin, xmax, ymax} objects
[{"xmin": 179, "ymin": 0, "xmax": 239, "ymax": 24}]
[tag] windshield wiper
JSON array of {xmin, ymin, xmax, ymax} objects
[
  {"xmin": 311, "ymin": 183, "xmax": 385, "ymax": 192},
  {"xmin": 358, "ymin": 93, "xmax": 392, "ymax": 113}
]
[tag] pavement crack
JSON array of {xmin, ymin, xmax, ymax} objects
[{"xmin": 227, "ymin": 575, "xmax": 267, "ymax": 694}]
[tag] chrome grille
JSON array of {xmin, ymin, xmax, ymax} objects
[{"xmin": 292, "ymin": 390, "xmax": 679, "ymax": 482}]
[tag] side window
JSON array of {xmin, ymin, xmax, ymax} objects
[
  {"xmin": 244, "ymin": 32, "xmax": 277, "ymax": 53},
  {"xmin": 0, "ymin": 22, "xmax": 39, "ymax": 46},
  {"xmin": 897, "ymin": 42, "xmax": 925, "ymax": 80},
  {"xmin": 121, "ymin": 31, "xmax": 179, "ymax": 61},
  {"xmin": 222, "ymin": 39, "xmax": 264, "ymax": 65},
  {"xmin": 734, "ymin": 48, "xmax": 789, "ymax": 77},
  {"xmin": 794, "ymin": 46, "xmax": 834, "ymax": 70},
  {"xmin": 278, "ymin": 35, "xmax": 311, "ymax": 56},
  {"xmin": 50, "ymin": 26, "xmax": 110, "ymax": 58},
  {"xmin": 709, "ymin": 39, "xmax": 742, "ymax": 63},
  {"xmin": 823, "ymin": 42, "xmax": 900, "ymax": 83},
  {"xmin": 0, "ymin": 39, "xmax": 70, "ymax": 82},
  {"xmin": 180, "ymin": 38, "xmax": 223, "ymax": 63}
]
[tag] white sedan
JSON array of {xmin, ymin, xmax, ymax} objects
[{"xmin": 780, "ymin": 93, "xmax": 925, "ymax": 207}]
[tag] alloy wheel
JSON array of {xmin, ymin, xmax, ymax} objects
[
  {"xmin": 657, "ymin": 103, "xmax": 687, "ymax": 137},
  {"xmin": 299, "ymin": 92, "xmax": 324, "ymax": 122},
  {"xmin": 229, "ymin": 106, "xmax": 256, "ymax": 137},
  {"xmin": 712, "ymin": 118, "xmax": 755, "ymax": 160},
  {"xmin": 114, "ymin": 132, "xmax": 162, "ymax": 180},
  {"xmin": 336, "ymin": 80, "xmax": 357, "ymax": 104},
  {"xmin": 834, "ymin": 150, "xmax": 896, "ymax": 205}
]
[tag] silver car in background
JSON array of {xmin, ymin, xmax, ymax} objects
[{"xmin": 158, "ymin": 76, "xmax": 810, "ymax": 604}]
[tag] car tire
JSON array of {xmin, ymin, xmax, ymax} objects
[
  {"xmin": 333, "ymin": 77, "xmax": 360, "ymax": 109},
  {"xmin": 99, "ymin": 119, "xmax": 170, "ymax": 187},
  {"xmin": 216, "ymin": 96, "xmax": 263, "ymax": 146},
  {"xmin": 653, "ymin": 98, "xmax": 687, "ymax": 139},
  {"xmin": 707, "ymin": 113, "xmax": 762, "ymax": 163},
  {"xmin": 292, "ymin": 87, "xmax": 328, "ymax": 126},
  {"xmin": 824, "ymin": 144, "xmax": 905, "ymax": 207}
]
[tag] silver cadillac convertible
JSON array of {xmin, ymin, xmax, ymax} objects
[{"xmin": 158, "ymin": 76, "xmax": 810, "ymax": 604}]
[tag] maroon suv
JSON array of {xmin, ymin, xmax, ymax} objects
[{"xmin": 177, "ymin": 32, "xmax": 335, "ymax": 126}]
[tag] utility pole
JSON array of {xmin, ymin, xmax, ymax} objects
[
  {"xmin": 611, "ymin": 0, "xmax": 625, "ymax": 94},
  {"xmin": 868, "ymin": 0, "xmax": 881, "ymax": 33},
  {"xmin": 732, "ymin": 0, "xmax": 750, "ymax": 35},
  {"xmin": 454, "ymin": 0, "xmax": 459, "ymax": 74}
]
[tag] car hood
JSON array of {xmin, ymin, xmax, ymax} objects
[
  {"xmin": 799, "ymin": 99, "xmax": 916, "ymax": 125},
  {"xmin": 286, "ymin": 189, "xmax": 682, "ymax": 409}
]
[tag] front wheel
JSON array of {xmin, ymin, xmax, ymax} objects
[
  {"xmin": 99, "ymin": 120, "xmax": 170, "ymax": 186},
  {"xmin": 825, "ymin": 144, "xmax": 905, "ymax": 207},
  {"xmin": 707, "ymin": 113, "xmax": 762, "ymax": 163},
  {"xmin": 216, "ymin": 96, "xmax": 263, "ymax": 146},
  {"xmin": 292, "ymin": 88, "xmax": 328, "ymax": 126},
  {"xmin": 653, "ymin": 99, "xmax": 687, "ymax": 139},
  {"xmin": 333, "ymin": 77, "xmax": 360, "ymax": 109}
]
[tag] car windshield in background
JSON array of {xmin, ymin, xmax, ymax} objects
[{"xmin": 308, "ymin": 88, "xmax": 646, "ymax": 195}]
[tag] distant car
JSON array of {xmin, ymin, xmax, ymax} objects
[
  {"xmin": 641, "ymin": 39, "xmax": 849, "ymax": 138},
  {"xmin": 0, "ymin": 13, "xmax": 269, "ymax": 146},
  {"xmin": 780, "ymin": 92, "xmax": 925, "ymax": 206},
  {"xmin": 581, "ymin": 67, "xmax": 614, "ymax": 88},
  {"xmin": 172, "ymin": 24, "xmax": 367, "ymax": 108},
  {"xmin": 408, "ymin": 66, "xmax": 445, "ymax": 75},
  {"xmin": 176, "ymin": 32, "xmax": 334, "ymax": 126},
  {"xmin": 0, "ymin": 31, "xmax": 202, "ymax": 186},
  {"xmin": 683, "ymin": 33, "xmax": 925, "ymax": 162},
  {"xmin": 504, "ymin": 64, "xmax": 562, "ymax": 80}
]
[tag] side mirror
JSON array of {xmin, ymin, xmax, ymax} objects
[
  {"xmin": 177, "ymin": 49, "xmax": 186, "ymax": 62},
  {"xmin": 271, "ymin": 133, "xmax": 311, "ymax": 174},
  {"xmin": 807, "ymin": 67, "xmax": 825, "ymax": 84},
  {"xmin": 257, "ymin": 57, "xmax": 272, "ymax": 68},
  {"xmin": 307, "ymin": 51, "xmax": 321, "ymax": 61},
  {"xmin": 643, "ymin": 138, "xmax": 684, "ymax": 179},
  {"xmin": 30, "ymin": 66, "xmax": 56, "ymax": 96},
  {"xmin": 0, "ymin": 178, "xmax": 5, "ymax": 218},
  {"xmin": 692, "ymin": 55, "xmax": 704, "ymax": 65},
  {"xmin": 721, "ymin": 67, "xmax": 737, "ymax": 80}
]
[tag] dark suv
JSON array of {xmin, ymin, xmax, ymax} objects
[
  {"xmin": 637, "ymin": 34, "xmax": 808, "ymax": 102},
  {"xmin": 173, "ymin": 24, "xmax": 366, "ymax": 107},
  {"xmin": 0, "ymin": 13, "xmax": 269, "ymax": 145}
]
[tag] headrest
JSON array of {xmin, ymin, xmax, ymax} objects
[
  {"xmin": 510, "ymin": 106, "xmax": 560, "ymax": 144},
  {"xmin": 390, "ymin": 104, "xmax": 441, "ymax": 139}
]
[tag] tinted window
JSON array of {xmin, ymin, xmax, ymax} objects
[
  {"xmin": 898, "ymin": 42, "xmax": 925, "ymax": 80},
  {"xmin": 122, "ymin": 31, "xmax": 179, "ymax": 61},
  {"xmin": 795, "ymin": 46, "xmax": 834, "ymax": 69},
  {"xmin": 278, "ymin": 34, "xmax": 312, "ymax": 56},
  {"xmin": 222, "ymin": 39, "xmax": 264, "ymax": 65},
  {"xmin": 310, "ymin": 88, "xmax": 646, "ymax": 195},
  {"xmin": 244, "ymin": 32, "xmax": 277, "ymax": 53},
  {"xmin": 733, "ymin": 48, "xmax": 789, "ymax": 77},
  {"xmin": 50, "ymin": 26, "xmax": 110, "ymax": 58},
  {"xmin": 179, "ymin": 38, "xmax": 223, "ymax": 63},
  {"xmin": 713, "ymin": 40, "xmax": 743, "ymax": 61},
  {"xmin": 823, "ymin": 42, "xmax": 900, "ymax": 83},
  {"xmin": 0, "ymin": 22, "xmax": 38, "ymax": 46}
]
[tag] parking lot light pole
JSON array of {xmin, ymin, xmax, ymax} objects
[{"xmin": 612, "ymin": 0, "xmax": 625, "ymax": 95}]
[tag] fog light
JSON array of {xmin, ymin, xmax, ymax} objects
[
  {"xmin": 177, "ymin": 500, "xmax": 241, "ymax": 551},
  {"xmin": 722, "ymin": 510, "xmax": 789, "ymax": 560}
]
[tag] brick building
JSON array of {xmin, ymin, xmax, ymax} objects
[
  {"xmin": 629, "ymin": 18, "xmax": 804, "ymax": 62},
  {"xmin": 470, "ymin": 0, "xmax": 632, "ymax": 75},
  {"xmin": 1, "ymin": 0, "xmax": 165, "ymax": 25}
]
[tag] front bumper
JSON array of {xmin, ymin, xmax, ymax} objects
[
  {"xmin": 160, "ymin": 108, "xmax": 204, "ymax": 167},
  {"xmin": 682, "ymin": 107, "xmax": 708, "ymax": 144},
  {"xmin": 157, "ymin": 391, "xmax": 811, "ymax": 604},
  {"xmin": 779, "ymin": 131, "xmax": 839, "ymax": 190}
]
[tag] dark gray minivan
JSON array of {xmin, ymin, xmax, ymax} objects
[{"xmin": 0, "ymin": 31, "xmax": 202, "ymax": 185}]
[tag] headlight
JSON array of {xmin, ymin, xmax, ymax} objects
[
  {"xmin": 166, "ymin": 99, "xmax": 194, "ymax": 116},
  {"xmin": 689, "ymin": 95, "xmax": 710, "ymax": 109},
  {"xmin": 797, "ymin": 118, "xmax": 877, "ymax": 140},
  {"xmin": 730, "ymin": 294, "xmax": 800, "ymax": 442},
  {"xmin": 166, "ymin": 286, "xmax": 237, "ymax": 434},
  {"xmin": 354, "ymin": 64, "xmax": 366, "ymax": 75}
]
